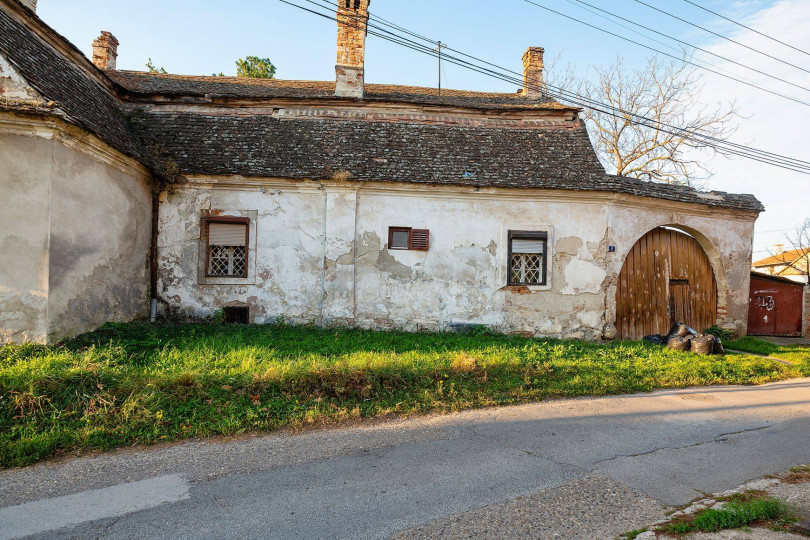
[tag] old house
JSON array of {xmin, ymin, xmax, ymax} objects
[
  {"xmin": 1, "ymin": 0, "xmax": 762, "ymax": 344},
  {"xmin": 752, "ymin": 247, "xmax": 810, "ymax": 284}
]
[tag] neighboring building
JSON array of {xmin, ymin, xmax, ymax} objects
[
  {"xmin": 751, "ymin": 247, "xmax": 810, "ymax": 284},
  {"xmin": 748, "ymin": 272, "xmax": 805, "ymax": 337},
  {"xmin": 1, "ymin": 0, "xmax": 763, "ymax": 344}
]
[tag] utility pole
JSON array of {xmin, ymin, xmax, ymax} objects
[{"xmin": 437, "ymin": 41, "xmax": 443, "ymax": 97}]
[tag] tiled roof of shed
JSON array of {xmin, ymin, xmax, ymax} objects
[
  {"xmin": 108, "ymin": 71, "xmax": 570, "ymax": 110},
  {"xmin": 0, "ymin": 6, "xmax": 140, "ymax": 158}
]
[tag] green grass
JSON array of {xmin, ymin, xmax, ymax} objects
[
  {"xmin": 658, "ymin": 495, "xmax": 798, "ymax": 536},
  {"xmin": 620, "ymin": 528, "xmax": 647, "ymax": 540},
  {"xmin": 726, "ymin": 337, "xmax": 810, "ymax": 370},
  {"xmin": 1, "ymin": 322, "xmax": 807, "ymax": 468}
]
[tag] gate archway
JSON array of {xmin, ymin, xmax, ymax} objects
[{"xmin": 616, "ymin": 227, "xmax": 718, "ymax": 340}]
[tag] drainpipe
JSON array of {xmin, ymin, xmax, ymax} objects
[{"xmin": 149, "ymin": 190, "xmax": 159, "ymax": 323}]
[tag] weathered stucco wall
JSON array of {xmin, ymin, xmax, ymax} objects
[
  {"xmin": 157, "ymin": 179, "xmax": 758, "ymax": 339},
  {"xmin": 0, "ymin": 119, "xmax": 152, "ymax": 343},
  {"xmin": 0, "ymin": 132, "xmax": 51, "ymax": 344},
  {"xmin": 46, "ymin": 140, "xmax": 152, "ymax": 341}
]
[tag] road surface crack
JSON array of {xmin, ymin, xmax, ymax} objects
[{"xmin": 591, "ymin": 424, "xmax": 772, "ymax": 467}]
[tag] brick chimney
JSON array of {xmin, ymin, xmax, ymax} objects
[
  {"xmin": 19, "ymin": 0, "xmax": 36, "ymax": 11},
  {"xmin": 522, "ymin": 47, "xmax": 544, "ymax": 98},
  {"xmin": 92, "ymin": 31, "xmax": 119, "ymax": 71},
  {"xmin": 335, "ymin": 0, "xmax": 370, "ymax": 98}
]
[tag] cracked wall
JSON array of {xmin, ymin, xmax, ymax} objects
[{"xmin": 157, "ymin": 179, "xmax": 758, "ymax": 339}]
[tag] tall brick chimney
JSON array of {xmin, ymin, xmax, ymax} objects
[
  {"xmin": 522, "ymin": 47, "xmax": 544, "ymax": 98},
  {"xmin": 19, "ymin": 0, "xmax": 36, "ymax": 11},
  {"xmin": 335, "ymin": 0, "xmax": 370, "ymax": 98},
  {"xmin": 92, "ymin": 31, "xmax": 119, "ymax": 71}
]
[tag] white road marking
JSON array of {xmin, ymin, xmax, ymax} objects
[{"xmin": 0, "ymin": 474, "xmax": 190, "ymax": 539}]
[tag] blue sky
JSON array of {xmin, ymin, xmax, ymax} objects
[
  {"xmin": 40, "ymin": 0, "xmax": 749, "ymax": 86},
  {"xmin": 37, "ymin": 0, "xmax": 810, "ymax": 255}
]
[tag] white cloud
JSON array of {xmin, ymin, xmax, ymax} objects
[{"xmin": 689, "ymin": 0, "xmax": 810, "ymax": 255}]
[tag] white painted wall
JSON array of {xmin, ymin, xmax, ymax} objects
[
  {"xmin": 157, "ymin": 178, "xmax": 758, "ymax": 339},
  {"xmin": 0, "ymin": 119, "xmax": 152, "ymax": 344}
]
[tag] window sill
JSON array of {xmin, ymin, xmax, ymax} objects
[
  {"xmin": 198, "ymin": 276, "xmax": 255, "ymax": 286},
  {"xmin": 502, "ymin": 284, "xmax": 551, "ymax": 294}
]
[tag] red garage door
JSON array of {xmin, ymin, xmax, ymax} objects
[{"xmin": 748, "ymin": 273, "xmax": 803, "ymax": 336}]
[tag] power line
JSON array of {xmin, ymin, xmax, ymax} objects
[
  {"xmin": 568, "ymin": 0, "xmax": 810, "ymax": 94},
  {"xmin": 291, "ymin": 0, "xmax": 810, "ymax": 173},
  {"xmin": 280, "ymin": 0, "xmax": 810, "ymax": 174},
  {"xmin": 633, "ymin": 0, "xmax": 810, "ymax": 75},
  {"xmin": 520, "ymin": 0, "xmax": 810, "ymax": 108},
  {"xmin": 561, "ymin": 0, "xmax": 764, "ymax": 88},
  {"xmin": 682, "ymin": 0, "xmax": 810, "ymax": 58}
]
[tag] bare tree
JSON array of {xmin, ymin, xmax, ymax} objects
[{"xmin": 547, "ymin": 55, "xmax": 741, "ymax": 187}]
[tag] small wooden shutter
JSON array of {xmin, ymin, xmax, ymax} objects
[
  {"xmin": 409, "ymin": 229, "xmax": 430, "ymax": 251},
  {"xmin": 209, "ymin": 223, "xmax": 247, "ymax": 246}
]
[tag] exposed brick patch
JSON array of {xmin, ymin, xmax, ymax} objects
[
  {"xmin": 522, "ymin": 47, "xmax": 544, "ymax": 98},
  {"xmin": 335, "ymin": 0, "xmax": 369, "ymax": 98},
  {"xmin": 91, "ymin": 31, "xmax": 118, "ymax": 71},
  {"xmin": 803, "ymin": 285, "xmax": 810, "ymax": 338}
]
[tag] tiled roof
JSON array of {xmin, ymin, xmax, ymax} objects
[
  {"xmin": 0, "ymin": 5, "xmax": 140, "ymax": 158},
  {"xmin": 108, "ymin": 71, "xmax": 570, "ymax": 110},
  {"xmin": 128, "ymin": 110, "xmax": 763, "ymax": 211},
  {"xmin": 752, "ymin": 248, "xmax": 810, "ymax": 267},
  {"xmin": 0, "ymin": 2, "xmax": 763, "ymax": 212}
]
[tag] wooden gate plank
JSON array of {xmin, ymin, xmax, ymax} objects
[{"xmin": 617, "ymin": 227, "xmax": 717, "ymax": 339}]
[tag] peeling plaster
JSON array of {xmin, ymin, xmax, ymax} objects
[
  {"xmin": 561, "ymin": 259, "xmax": 607, "ymax": 295},
  {"xmin": 153, "ymin": 180, "xmax": 758, "ymax": 340}
]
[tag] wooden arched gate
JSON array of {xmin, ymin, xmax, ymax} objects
[{"xmin": 616, "ymin": 227, "xmax": 718, "ymax": 340}]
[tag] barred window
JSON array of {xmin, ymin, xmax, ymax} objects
[
  {"xmin": 206, "ymin": 219, "xmax": 249, "ymax": 278},
  {"xmin": 508, "ymin": 231, "xmax": 547, "ymax": 286}
]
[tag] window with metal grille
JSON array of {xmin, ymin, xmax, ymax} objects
[
  {"xmin": 206, "ymin": 218, "xmax": 249, "ymax": 278},
  {"xmin": 388, "ymin": 227, "xmax": 430, "ymax": 251},
  {"xmin": 508, "ymin": 231, "xmax": 547, "ymax": 285}
]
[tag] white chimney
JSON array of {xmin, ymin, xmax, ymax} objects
[{"xmin": 19, "ymin": 0, "xmax": 37, "ymax": 11}]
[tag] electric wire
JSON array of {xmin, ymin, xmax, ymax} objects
[
  {"xmin": 520, "ymin": 0, "xmax": 810, "ymax": 108},
  {"xmin": 682, "ymin": 0, "xmax": 810, "ymax": 58},
  {"xmin": 279, "ymin": 0, "xmax": 810, "ymax": 174},
  {"xmin": 567, "ymin": 0, "xmax": 810, "ymax": 93},
  {"xmin": 632, "ymin": 0, "xmax": 810, "ymax": 75},
  {"xmin": 287, "ymin": 0, "xmax": 810, "ymax": 173}
]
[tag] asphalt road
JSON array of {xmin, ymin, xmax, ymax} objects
[{"xmin": 2, "ymin": 378, "xmax": 809, "ymax": 539}]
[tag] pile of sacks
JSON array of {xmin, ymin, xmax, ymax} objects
[{"xmin": 644, "ymin": 323, "xmax": 725, "ymax": 355}]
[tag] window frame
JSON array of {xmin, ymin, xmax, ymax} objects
[
  {"xmin": 507, "ymin": 230, "xmax": 548, "ymax": 286},
  {"xmin": 204, "ymin": 216, "xmax": 250, "ymax": 279},
  {"xmin": 388, "ymin": 226, "xmax": 412, "ymax": 250},
  {"xmin": 388, "ymin": 226, "xmax": 430, "ymax": 251}
]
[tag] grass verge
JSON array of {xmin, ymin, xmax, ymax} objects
[
  {"xmin": 726, "ymin": 337, "xmax": 810, "ymax": 367},
  {"xmin": 2, "ymin": 322, "xmax": 808, "ymax": 468},
  {"xmin": 657, "ymin": 492, "xmax": 798, "ymax": 536}
]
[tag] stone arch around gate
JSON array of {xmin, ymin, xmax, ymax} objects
[{"xmin": 614, "ymin": 224, "xmax": 727, "ymax": 340}]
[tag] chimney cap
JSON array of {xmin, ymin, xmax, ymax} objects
[{"xmin": 523, "ymin": 46, "xmax": 545, "ymax": 59}]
